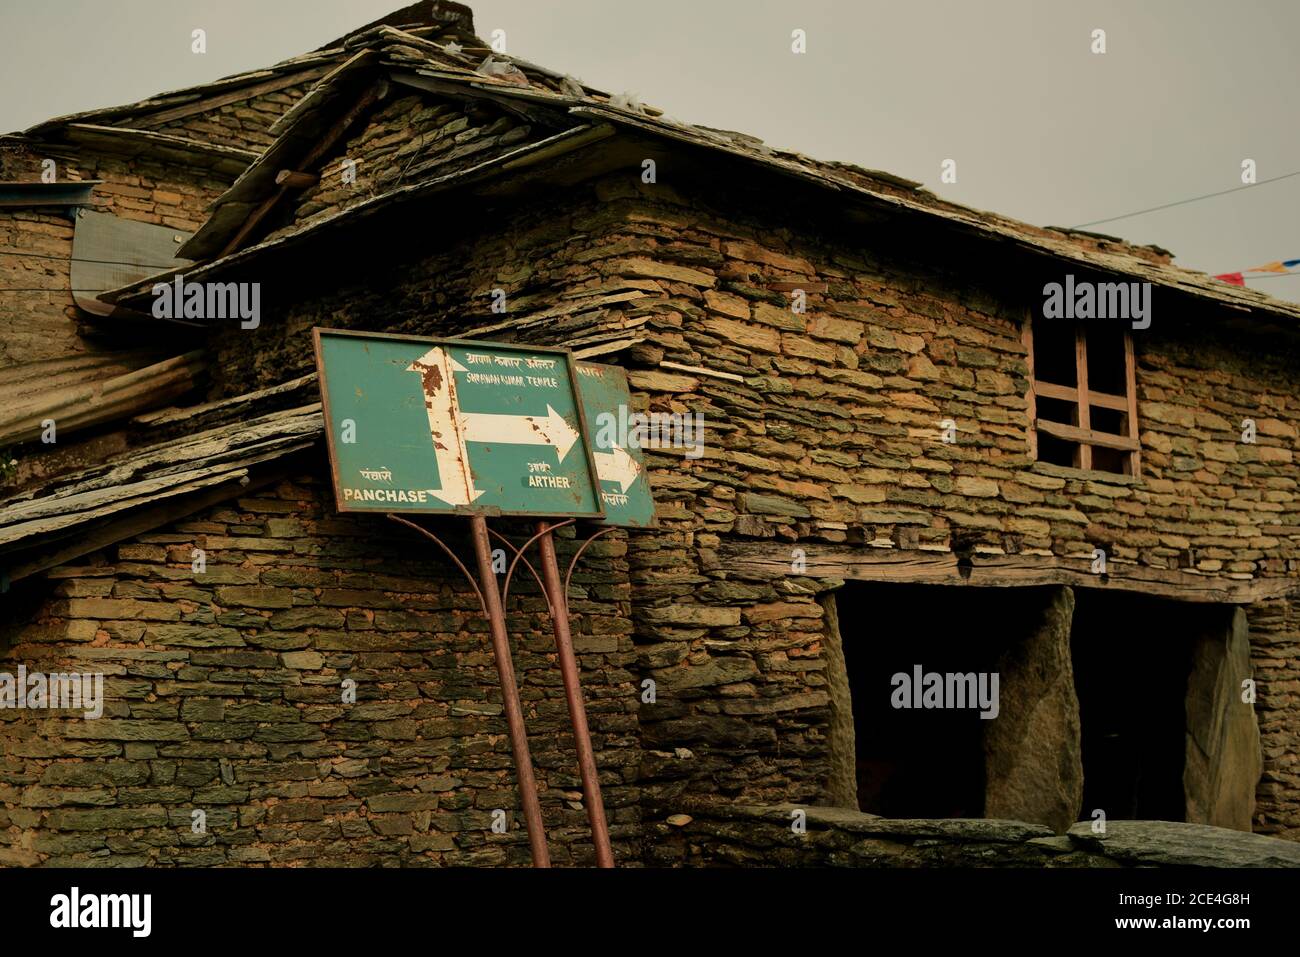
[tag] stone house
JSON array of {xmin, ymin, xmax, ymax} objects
[{"xmin": 0, "ymin": 1, "xmax": 1297, "ymax": 867}]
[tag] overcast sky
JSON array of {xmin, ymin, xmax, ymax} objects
[{"xmin": 2, "ymin": 0, "xmax": 1298, "ymax": 302}]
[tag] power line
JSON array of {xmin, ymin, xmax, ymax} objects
[{"xmin": 1072, "ymin": 169, "xmax": 1300, "ymax": 229}]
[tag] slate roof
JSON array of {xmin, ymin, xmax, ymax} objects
[{"xmin": 83, "ymin": 8, "xmax": 1300, "ymax": 326}]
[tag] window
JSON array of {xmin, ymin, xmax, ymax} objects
[{"xmin": 1023, "ymin": 315, "xmax": 1140, "ymax": 475}]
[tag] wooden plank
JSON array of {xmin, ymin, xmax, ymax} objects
[
  {"xmin": 0, "ymin": 437, "xmax": 315, "ymax": 546},
  {"xmin": 133, "ymin": 372, "xmax": 318, "ymax": 428},
  {"xmin": 1032, "ymin": 379, "xmax": 1128, "ymax": 412},
  {"xmin": 571, "ymin": 337, "xmax": 646, "ymax": 360},
  {"xmin": 719, "ymin": 546, "xmax": 964, "ymax": 584},
  {"xmin": 392, "ymin": 70, "xmax": 565, "ymax": 126},
  {"xmin": 1036, "ymin": 418, "xmax": 1140, "ymax": 451},
  {"xmin": 714, "ymin": 541, "xmax": 1299, "ymax": 604},
  {"xmin": 1, "ymin": 406, "xmax": 321, "ymax": 514},
  {"xmin": 0, "ymin": 351, "xmax": 163, "ymax": 403},
  {"xmin": 2, "ymin": 468, "xmax": 291, "ymax": 583},
  {"xmin": 1124, "ymin": 331, "xmax": 1142, "ymax": 476},
  {"xmin": 1074, "ymin": 327, "xmax": 1091, "ymax": 470},
  {"xmin": 267, "ymin": 51, "xmax": 377, "ymax": 137},
  {"xmin": 275, "ymin": 170, "xmax": 319, "ymax": 188},
  {"xmin": 0, "ymin": 469, "xmax": 249, "ymax": 546},
  {"xmin": 66, "ymin": 124, "xmax": 260, "ymax": 169},
  {"xmin": 500, "ymin": 123, "xmax": 615, "ymax": 170},
  {"xmin": 660, "ymin": 361, "xmax": 746, "ymax": 383}
]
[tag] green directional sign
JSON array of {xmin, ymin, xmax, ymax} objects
[
  {"xmin": 313, "ymin": 328, "xmax": 604, "ymax": 518},
  {"xmin": 575, "ymin": 362, "xmax": 657, "ymax": 528}
]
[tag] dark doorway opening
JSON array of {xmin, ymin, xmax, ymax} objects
[
  {"xmin": 1071, "ymin": 591, "xmax": 1197, "ymax": 823},
  {"xmin": 829, "ymin": 581, "xmax": 1243, "ymax": 828},
  {"xmin": 836, "ymin": 582, "xmax": 1032, "ymax": 818}
]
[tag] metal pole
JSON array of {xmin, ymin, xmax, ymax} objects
[
  {"xmin": 469, "ymin": 515, "xmax": 551, "ymax": 868},
  {"xmin": 534, "ymin": 520, "xmax": 615, "ymax": 868}
]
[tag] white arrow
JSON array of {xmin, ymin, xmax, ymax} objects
[
  {"xmin": 593, "ymin": 442, "xmax": 642, "ymax": 492},
  {"xmin": 459, "ymin": 404, "xmax": 580, "ymax": 462},
  {"xmin": 407, "ymin": 346, "xmax": 483, "ymax": 506}
]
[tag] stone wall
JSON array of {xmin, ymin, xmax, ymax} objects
[
  {"xmin": 649, "ymin": 802, "xmax": 1300, "ymax": 868},
  {"xmin": 554, "ymin": 174, "xmax": 1300, "ymax": 831},
  {"xmin": 1245, "ymin": 596, "xmax": 1300, "ymax": 839},
  {"xmin": 0, "ymin": 208, "xmax": 79, "ymax": 367},
  {"xmin": 151, "ymin": 81, "xmax": 313, "ymax": 153},
  {"xmin": 1, "ymin": 143, "xmax": 235, "ymax": 233},
  {"xmin": 0, "ymin": 470, "xmax": 640, "ymax": 866},
  {"xmin": 149, "ymin": 162, "xmax": 1300, "ymax": 853},
  {"xmin": 208, "ymin": 186, "xmax": 640, "ymax": 397},
  {"xmin": 67, "ymin": 155, "xmax": 228, "ymax": 233},
  {"xmin": 272, "ymin": 91, "xmax": 542, "ymax": 241}
]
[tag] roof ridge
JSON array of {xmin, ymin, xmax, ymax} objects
[
  {"xmin": 320, "ymin": 0, "xmax": 476, "ymax": 52},
  {"xmin": 19, "ymin": 52, "xmax": 343, "ymax": 140}
]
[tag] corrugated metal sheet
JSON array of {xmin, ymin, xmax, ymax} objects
[
  {"xmin": 0, "ymin": 351, "xmax": 161, "ymax": 401},
  {"xmin": 69, "ymin": 210, "xmax": 192, "ymax": 317},
  {"xmin": 0, "ymin": 351, "xmax": 206, "ymax": 446}
]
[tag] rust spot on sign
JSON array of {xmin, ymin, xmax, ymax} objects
[{"xmin": 416, "ymin": 360, "xmax": 443, "ymax": 399}]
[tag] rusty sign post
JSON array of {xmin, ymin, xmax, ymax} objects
[
  {"xmin": 504, "ymin": 362, "xmax": 659, "ymax": 866},
  {"xmin": 533, "ymin": 521, "xmax": 613, "ymax": 866},
  {"xmin": 390, "ymin": 511, "xmax": 552, "ymax": 867},
  {"xmin": 469, "ymin": 514, "xmax": 551, "ymax": 866},
  {"xmin": 313, "ymin": 328, "xmax": 608, "ymax": 868},
  {"xmin": 528, "ymin": 361, "xmax": 658, "ymax": 866}
]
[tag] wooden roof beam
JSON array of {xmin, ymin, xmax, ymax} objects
[
  {"xmin": 275, "ymin": 170, "xmax": 319, "ymax": 189},
  {"xmin": 218, "ymin": 77, "xmax": 389, "ymax": 258}
]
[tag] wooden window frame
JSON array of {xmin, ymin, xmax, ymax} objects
[{"xmin": 1022, "ymin": 312, "xmax": 1141, "ymax": 476}]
